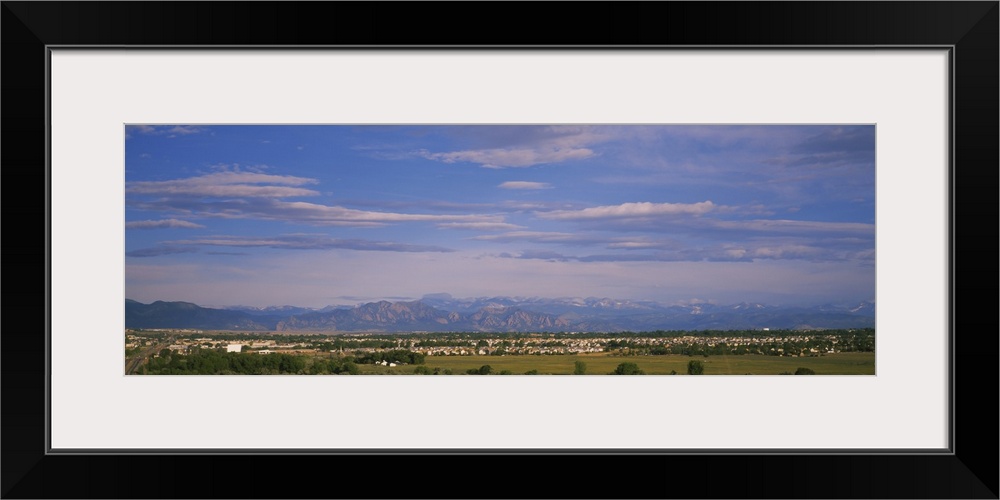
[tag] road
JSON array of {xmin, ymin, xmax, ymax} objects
[{"xmin": 125, "ymin": 335, "xmax": 176, "ymax": 375}]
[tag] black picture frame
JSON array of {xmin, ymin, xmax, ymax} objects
[{"xmin": 3, "ymin": 2, "xmax": 996, "ymax": 498}]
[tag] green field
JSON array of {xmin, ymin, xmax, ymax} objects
[{"xmin": 348, "ymin": 352, "xmax": 876, "ymax": 375}]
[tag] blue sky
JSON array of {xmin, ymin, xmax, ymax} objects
[{"xmin": 125, "ymin": 125, "xmax": 875, "ymax": 308}]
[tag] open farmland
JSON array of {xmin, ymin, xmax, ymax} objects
[{"xmin": 352, "ymin": 352, "xmax": 876, "ymax": 375}]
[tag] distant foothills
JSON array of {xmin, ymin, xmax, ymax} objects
[{"xmin": 124, "ymin": 294, "xmax": 875, "ymax": 333}]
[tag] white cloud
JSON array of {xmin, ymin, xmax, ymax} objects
[
  {"xmin": 419, "ymin": 147, "xmax": 593, "ymax": 169},
  {"xmin": 415, "ymin": 125, "xmax": 612, "ymax": 168},
  {"xmin": 129, "ymin": 197, "xmax": 506, "ymax": 228},
  {"xmin": 126, "ymin": 171, "xmax": 320, "ymax": 198},
  {"xmin": 166, "ymin": 126, "xmax": 202, "ymax": 135},
  {"xmin": 498, "ymin": 181, "xmax": 552, "ymax": 190},
  {"xmin": 470, "ymin": 231, "xmax": 585, "ymax": 243},
  {"xmin": 130, "ymin": 125, "xmax": 157, "ymax": 134},
  {"xmin": 126, "ymin": 125, "xmax": 204, "ymax": 137},
  {"xmin": 125, "ymin": 219, "xmax": 205, "ymax": 230},
  {"xmin": 267, "ymin": 200, "xmax": 504, "ymax": 225},
  {"xmin": 606, "ymin": 241, "xmax": 662, "ymax": 250},
  {"xmin": 436, "ymin": 222, "xmax": 525, "ymax": 231},
  {"xmin": 718, "ymin": 244, "xmax": 827, "ymax": 261},
  {"xmin": 539, "ymin": 201, "xmax": 718, "ymax": 220},
  {"xmin": 127, "ymin": 170, "xmax": 509, "ymax": 227}
]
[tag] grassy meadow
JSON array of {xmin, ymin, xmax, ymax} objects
[{"xmin": 345, "ymin": 352, "xmax": 876, "ymax": 375}]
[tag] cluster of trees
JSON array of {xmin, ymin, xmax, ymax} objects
[
  {"xmin": 780, "ymin": 367, "xmax": 816, "ymax": 375},
  {"xmin": 602, "ymin": 360, "xmax": 818, "ymax": 375},
  {"xmin": 466, "ymin": 365, "xmax": 494, "ymax": 375},
  {"xmin": 138, "ymin": 348, "xmax": 307, "ymax": 375},
  {"xmin": 308, "ymin": 358, "xmax": 360, "ymax": 375},
  {"xmin": 610, "ymin": 362, "xmax": 645, "ymax": 375},
  {"xmin": 457, "ymin": 365, "xmax": 518, "ymax": 375},
  {"xmin": 607, "ymin": 360, "xmax": 704, "ymax": 375}
]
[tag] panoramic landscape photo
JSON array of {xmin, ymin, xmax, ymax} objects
[{"xmin": 125, "ymin": 124, "xmax": 875, "ymax": 375}]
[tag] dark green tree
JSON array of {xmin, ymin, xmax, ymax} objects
[
  {"xmin": 794, "ymin": 367, "xmax": 816, "ymax": 375},
  {"xmin": 611, "ymin": 362, "xmax": 644, "ymax": 375},
  {"xmin": 573, "ymin": 360, "xmax": 587, "ymax": 375},
  {"xmin": 687, "ymin": 360, "xmax": 705, "ymax": 375}
]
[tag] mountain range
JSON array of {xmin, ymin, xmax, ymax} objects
[{"xmin": 124, "ymin": 295, "xmax": 875, "ymax": 332}]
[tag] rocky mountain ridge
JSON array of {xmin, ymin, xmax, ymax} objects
[{"xmin": 125, "ymin": 296, "xmax": 875, "ymax": 332}]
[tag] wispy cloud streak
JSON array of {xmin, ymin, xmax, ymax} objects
[
  {"xmin": 126, "ymin": 171, "xmax": 319, "ymax": 198},
  {"xmin": 436, "ymin": 222, "xmax": 525, "ymax": 231},
  {"xmin": 126, "ymin": 125, "xmax": 204, "ymax": 138},
  {"xmin": 538, "ymin": 201, "xmax": 718, "ymax": 220},
  {"xmin": 125, "ymin": 219, "xmax": 205, "ymax": 230},
  {"xmin": 498, "ymin": 181, "xmax": 552, "ymax": 190},
  {"xmin": 126, "ymin": 246, "xmax": 200, "ymax": 258},
  {"xmin": 127, "ymin": 170, "xmax": 508, "ymax": 227},
  {"xmin": 415, "ymin": 125, "xmax": 610, "ymax": 168},
  {"xmin": 420, "ymin": 147, "xmax": 594, "ymax": 169},
  {"xmin": 166, "ymin": 234, "xmax": 454, "ymax": 253}
]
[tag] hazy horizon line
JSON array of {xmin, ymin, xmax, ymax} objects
[{"xmin": 126, "ymin": 293, "xmax": 876, "ymax": 311}]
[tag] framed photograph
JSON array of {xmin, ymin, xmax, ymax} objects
[
  {"xmin": 121, "ymin": 122, "xmax": 878, "ymax": 379},
  {"xmin": 5, "ymin": 2, "xmax": 996, "ymax": 498}
]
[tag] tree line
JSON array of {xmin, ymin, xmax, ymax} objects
[{"xmin": 138, "ymin": 348, "xmax": 307, "ymax": 375}]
